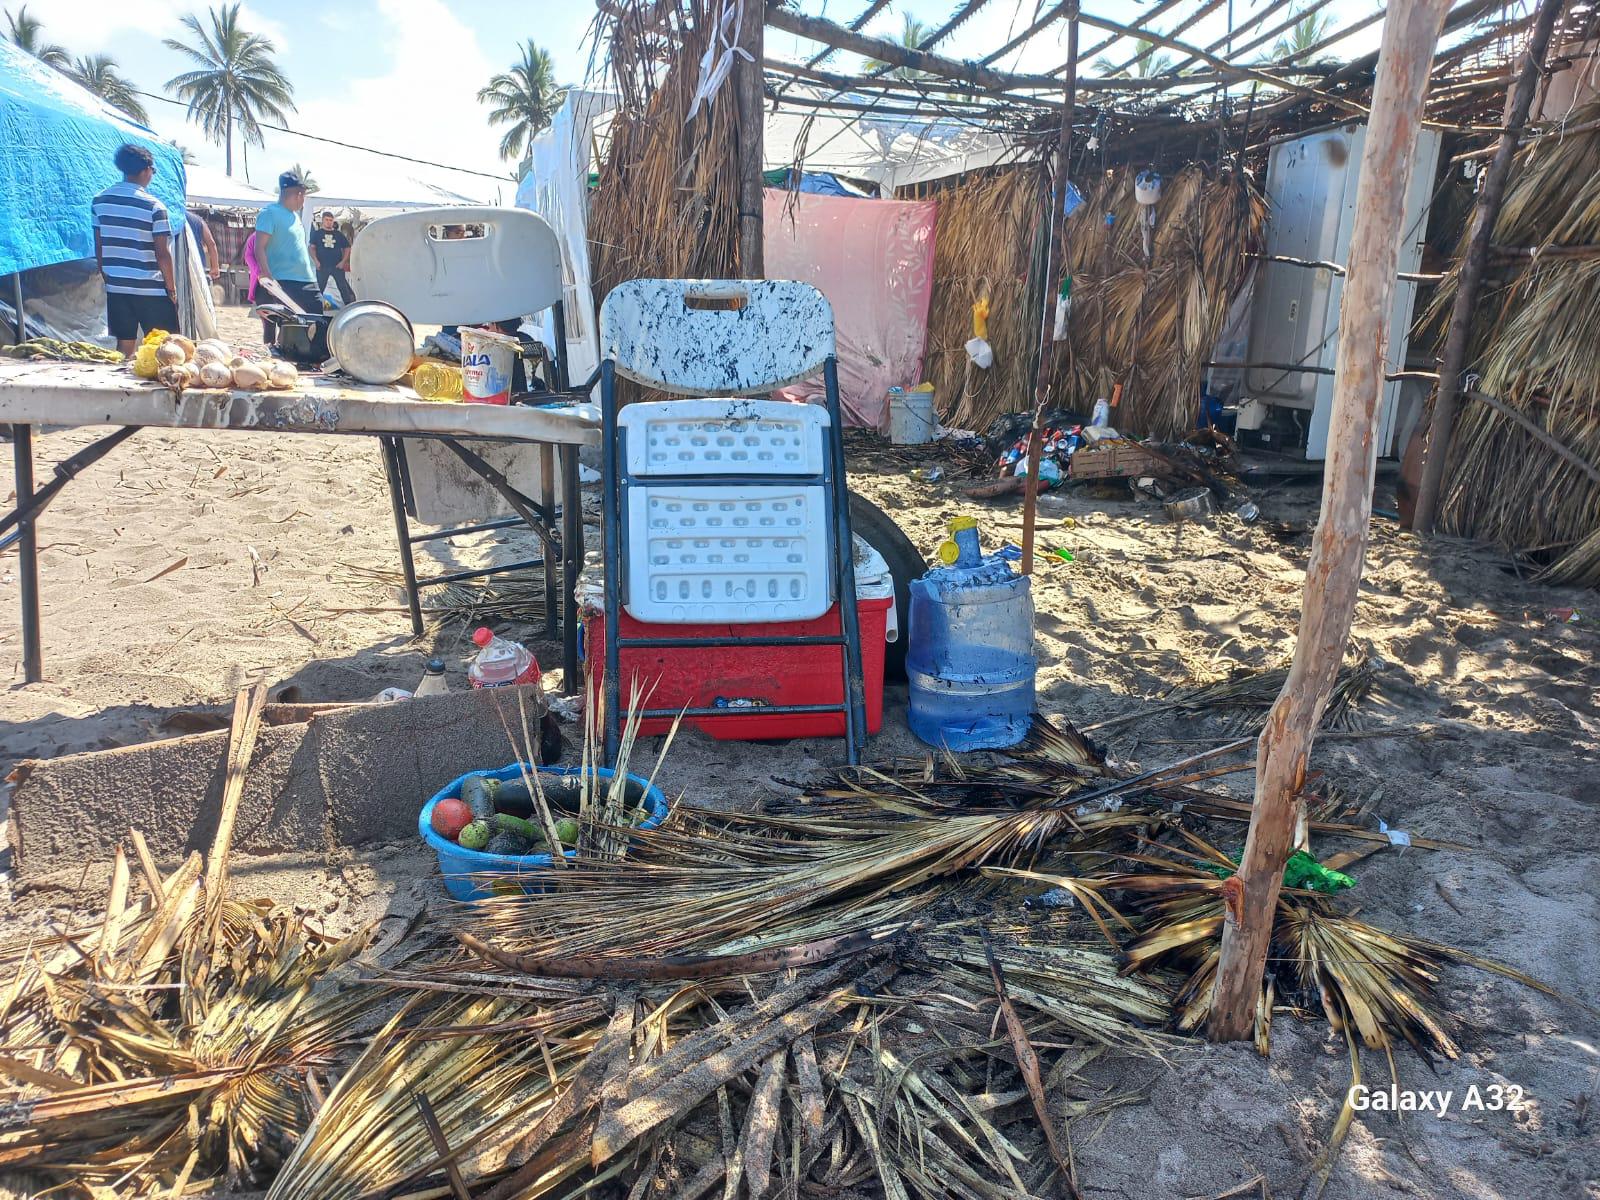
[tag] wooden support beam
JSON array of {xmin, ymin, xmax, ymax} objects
[
  {"xmin": 1412, "ymin": 0, "xmax": 1566, "ymax": 533},
  {"xmin": 765, "ymin": 4, "xmax": 1060, "ymax": 91},
  {"xmin": 803, "ymin": 0, "xmax": 891, "ymax": 68},
  {"xmin": 983, "ymin": 0, "xmax": 1072, "ymax": 66},
  {"xmin": 1074, "ymin": 0, "xmax": 1187, "ymax": 65},
  {"xmin": 1207, "ymin": 0, "xmax": 1451, "ymax": 1043},
  {"xmin": 1021, "ymin": 4, "xmax": 1079, "ymax": 579},
  {"xmin": 736, "ymin": 0, "xmax": 766, "ymax": 279},
  {"xmin": 1096, "ymin": 0, "xmax": 1226, "ymax": 79},
  {"xmin": 1071, "ymin": 9, "xmax": 1368, "ymax": 117}
]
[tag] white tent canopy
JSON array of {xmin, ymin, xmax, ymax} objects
[
  {"xmin": 584, "ymin": 86, "xmax": 1021, "ymax": 194},
  {"xmin": 212, "ymin": 149, "xmax": 512, "ymax": 214},
  {"xmin": 185, "ymin": 165, "xmax": 275, "ymax": 210}
]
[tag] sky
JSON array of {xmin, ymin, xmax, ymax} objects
[{"xmin": 16, "ymin": 0, "xmax": 1393, "ymax": 200}]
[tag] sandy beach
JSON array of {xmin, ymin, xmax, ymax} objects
[{"xmin": 1, "ymin": 307, "xmax": 1597, "ymax": 1198}]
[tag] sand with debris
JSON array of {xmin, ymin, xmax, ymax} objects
[{"xmin": 1, "ymin": 315, "xmax": 1597, "ymax": 1198}]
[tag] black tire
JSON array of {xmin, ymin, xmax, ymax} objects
[{"xmin": 848, "ymin": 491, "xmax": 925, "ymax": 681}]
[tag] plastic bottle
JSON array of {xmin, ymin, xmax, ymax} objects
[
  {"xmin": 467, "ymin": 627, "xmax": 540, "ymax": 689},
  {"xmin": 414, "ymin": 656, "xmax": 450, "ymax": 698},
  {"xmin": 413, "ymin": 360, "xmax": 464, "ymax": 401},
  {"xmin": 907, "ymin": 517, "xmax": 1037, "ymax": 751}
]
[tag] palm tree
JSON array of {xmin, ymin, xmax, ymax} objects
[
  {"xmin": 1269, "ymin": 5, "xmax": 1336, "ymax": 63},
  {"xmin": 173, "ymin": 143, "xmax": 198, "ymax": 165},
  {"xmin": 66, "ymin": 54, "xmax": 149, "ymax": 124},
  {"xmin": 1095, "ymin": 38, "xmax": 1177, "ymax": 79},
  {"xmin": 5, "ymin": 5, "xmax": 67, "ymax": 69},
  {"xmin": 867, "ymin": 13, "xmax": 932, "ymax": 80},
  {"xmin": 286, "ymin": 162, "xmax": 320, "ymax": 192},
  {"xmin": 163, "ymin": 3, "xmax": 294, "ymax": 177},
  {"xmin": 477, "ymin": 41, "xmax": 566, "ymax": 164}
]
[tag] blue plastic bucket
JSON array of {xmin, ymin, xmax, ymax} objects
[{"xmin": 418, "ymin": 764, "xmax": 668, "ymax": 901}]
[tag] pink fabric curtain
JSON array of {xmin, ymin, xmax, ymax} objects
[{"xmin": 763, "ymin": 189, "xmax": 937, "ymax": 429}]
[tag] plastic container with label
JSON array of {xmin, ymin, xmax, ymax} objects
[{"xmin": 467, "ymin": 627, "xmax": 539, "ymax": 688}]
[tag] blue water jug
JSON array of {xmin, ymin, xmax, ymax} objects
[{"xmin": 906, "ymin": 518, "xmax": 1036, "ymax": 750}]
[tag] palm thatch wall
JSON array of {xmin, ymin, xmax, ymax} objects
[
  {"xmin": 1425, "ymin": 97, "xmax": 1600, "ymax": 587},
  {"xmin": 917, "ymin": 167, "xmax": 1047, "ymax": 433},
  {"xmin": 1050, "ymin": 165, "xmax": 1267, "ymax": 439},
  {"xmin": 589, "ymin": 0, "xmax": 747, "ymax": 302}
]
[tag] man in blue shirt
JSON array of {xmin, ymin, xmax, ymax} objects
[
  {"xmin": 253, "ymin": 171, "xmax": 321, "ymax": 330},
  {"xmin": 91, "ymin": 144, "xmax": 178, "ymax": 355}
]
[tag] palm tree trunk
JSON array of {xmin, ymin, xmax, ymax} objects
[{"xmin": 225, "ymin": 101, "xmax": 233, "ymax": 176}]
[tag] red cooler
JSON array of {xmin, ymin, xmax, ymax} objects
[{"xmin": 585, "ymin": 593, "xmax": 892, "ymax": 739}]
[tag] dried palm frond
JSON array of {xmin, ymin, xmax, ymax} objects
[
  {"xmin": 329, "ymin": 562, "xmax": 553, "ymax": 629},
  {"xmin": 1052, "ymin": 165, "xmax": 1267, "ymax": 439},
  {"xmin": 917, "ymin": 166, "xmax": 1046, "ymax": 434},
  {"xmin": 0, "ymin": 850, "xmax": 373, "ymax": 1196},
  {"xmin": 1423, "ymin": 95, "xmax": 1600, "ymax": 582},
  {"xmin": 1147, "ymin": 652, "xmax": 1399, "ymax": 734}
]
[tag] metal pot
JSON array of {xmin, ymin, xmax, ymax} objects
[
  {"xmin": 1164, "ymin": 487, "xmax": 1215, "ymax": 523},
  {"xmin": 328, "ymin": 300, "xmax": 415, "ymax": 384}
]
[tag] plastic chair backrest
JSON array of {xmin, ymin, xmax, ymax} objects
[
  {"xmin": 600, "ymin": 279, "xmax": 835, "ymax": 396},
  {"xmin": 350, "ymin": 206, "xmax": 563, "ymax": 325}
]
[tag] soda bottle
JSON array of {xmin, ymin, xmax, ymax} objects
[{"xmin": 467, "ymin": 627, "xmax": 540, "ymax": 688}]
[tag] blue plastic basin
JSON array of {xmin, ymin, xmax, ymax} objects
[{"xmin": 418, "ymin": 763, "xmax": 668, "ymax": 901}]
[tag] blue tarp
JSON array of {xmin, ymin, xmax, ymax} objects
[{"xmin": 0, "ymin": 40, "xmax": 185, "ymax": 277}]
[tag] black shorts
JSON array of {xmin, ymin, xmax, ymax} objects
[{"xmin": 106, "ymin": 291, "xmax": 178, "ymax": 341}]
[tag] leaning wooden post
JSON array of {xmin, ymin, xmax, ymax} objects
[
  {"xmin": 1020, "ymin": 3, "xmax": 1078, "ymax": 576},
  {"xmin": 1207, "ymin": 0, "xmax": 1450, "ymax": 1042},
  {"xmin": 736, "ymin": 0, "xmax": 767, "ymax": 278},
  {"xmin": 1410, "ymin": 0, "xmax": 1564, "ymax": 533}
]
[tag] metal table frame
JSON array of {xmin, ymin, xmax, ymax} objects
[{"xmin": 0, "ymin": 362, "xmax": 596, "ymax": 693}]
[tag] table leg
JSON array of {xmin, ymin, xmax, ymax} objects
[
  {"xmin": 380, "ymin": 436, "xmax": 424, "ymax": 637},
  {"xmin": 541, "ymin": 444, "xmax": 557, "ymax": 640},
  {"xmin": 12, "ymin": 424, "xmax": 41, "ymax": 683},
  {"xmin": 560, "ymin": 443, "xmax": 582, "ymax": 696}
]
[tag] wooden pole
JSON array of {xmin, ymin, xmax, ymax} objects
[
  {"xmin": 1410, "ymin": 0, "xmax": 1564, "ymax": 534},
  {"xmin": 1019, "ymin": 4, "xmax": 1078, "ymax": 578},
  {"xmin": 736, "ymin": 0, "xmax": 766, "ymax": 279},
  {"xmin": 1207, "ymin": 0, "xmax": 1451, "ymax": 1042}
]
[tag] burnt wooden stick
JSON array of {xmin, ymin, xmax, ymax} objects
[{"xmin": 454, "ymin": 923, "xmax": 904, "ymax": 981}]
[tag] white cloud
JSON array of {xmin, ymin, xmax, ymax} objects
[
  {"xmin": 233, "ymin": 0, "xmax": 512, "ymax": 203},
  {"xmin": 38, "ymin": 0, "xmax": 293, "ymax": 55}
]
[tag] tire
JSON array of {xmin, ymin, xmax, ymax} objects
[{"xmin": 848, "ymin": 491, "xmax": 926, "ymax": 681}]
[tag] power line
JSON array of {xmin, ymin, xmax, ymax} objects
[{"xmin": 132, "ymin": 89, "xmax": 516, "ymax": 182}]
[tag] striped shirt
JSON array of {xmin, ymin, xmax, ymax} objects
[{"xmin": 91, "ymin": 181, "xmax": 171, "ymax": 296}]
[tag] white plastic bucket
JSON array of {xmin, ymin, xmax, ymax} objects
[
  {"xmin": 461, "ymin": 326, "xmax": 519, "ymax": 404},
  {"xmin": 888, "ymin": 388, "xmax": 936, "ymax": 445}
]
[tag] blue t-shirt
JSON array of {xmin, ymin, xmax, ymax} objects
[{"xmin": 254, "ymin": 203, "xmax": 315, "ymax": 282}]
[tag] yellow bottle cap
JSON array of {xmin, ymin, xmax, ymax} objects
[
  {"xmin": 948, "ymin": 515, "xmax": 978, "ymax": 534},
  {"xmin": 936, "ymin": 539, "xmax": 961, "ymax": 565}
]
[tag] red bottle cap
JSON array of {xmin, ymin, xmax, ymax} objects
[{"xmin": 472, "ymin": 627, "xmax": 493, "ymax": 647}]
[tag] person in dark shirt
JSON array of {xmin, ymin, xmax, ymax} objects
[
  {"xmin": 309, "ymin": 210, "xmax": 353, "ymax": 303},
  {"xmin": 185, "ymin": 211, "xmax": 221, "ymax": 283}
]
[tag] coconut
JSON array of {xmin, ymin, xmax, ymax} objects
[
  {"xmin": 155, "ymin": 340, "xmax": 188, "ymax": 368},
  {"xmin": 198, "ymin": 361, "xmax": 232, "ymax": 389},
  {"xmin": 231, "ymin": 362, "xmax": 269, "ymax": 390},
  {"xmin": 267, "ymin": 362, "xmax": 299, "ymax": 390}
]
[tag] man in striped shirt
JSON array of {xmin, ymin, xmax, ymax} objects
[{"xmin": 92, "ymin": 144, "xmax": 178, "ymax": 355}]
